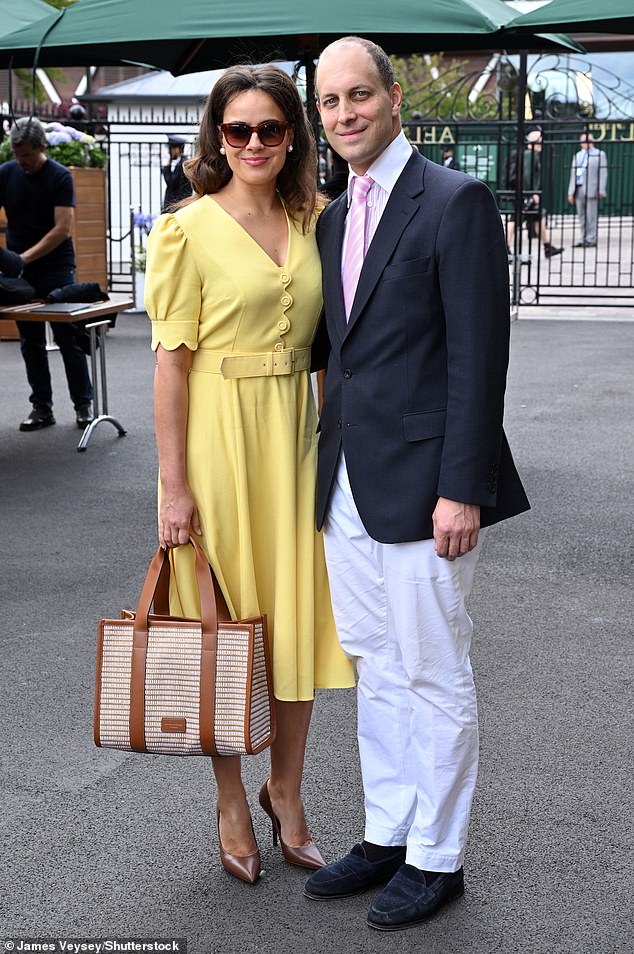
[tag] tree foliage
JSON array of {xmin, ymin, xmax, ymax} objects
[{"xmin": 393, "ymin": 54, "xmax": 497, "ymax": 122}]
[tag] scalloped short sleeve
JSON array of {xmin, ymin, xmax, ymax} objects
[{"xmin": 145, "ymin": 213, "xmax": 202, "ymax": 352}]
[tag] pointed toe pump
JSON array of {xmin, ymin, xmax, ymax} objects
[
  {"xmin": 258, "ymin": 780, "xmax": 325, "ymax": 870},
  {"xmin": 216, "ymin": 809, "xmax": 262, "ymax": 884}
]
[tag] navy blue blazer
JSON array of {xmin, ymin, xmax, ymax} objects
[{"xmin": 314, "ymin": 147, "xmax": 530, "ymax": 543}]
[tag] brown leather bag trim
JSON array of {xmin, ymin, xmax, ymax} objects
[
  {"xmin": 262, "ymin": 616, "xmax": 276, "ymax": 745},
  {"xmin": 243, "ymin": 625, "xmax": 255, "ymax": 754},
  {"xmin": 194, "ymin": 540, "xmax": 220, "ymax": 756},
  {"xmin": 93, "ymin": 618, "xmax": 104, "ymax": 747},
  {"xmin": 130, "ymin": 546, "xmax": 168, "ymax": 752},
  {"xmin": 153, "ymin": 552, "xmax": 171, "ymax": 616},
  {"xmin": 129, "ymin": 646, "xmax": 148, "ymax": 751},
  {"xmin": 250, "ymin": 615, "xmax": 277, "ymax": 754},
  {"xmin": 199, "ymin": 635, "xmax": 218, "ymax": 756}
]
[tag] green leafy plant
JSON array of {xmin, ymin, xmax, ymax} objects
[
  {"xmin": 133, "ymin": 248, "xmax": 148, "ymax": 273},
  {"xmin": 0, "ymin": 134, "xmax": 107, "ymax": 168},
  {"xmin": 48, "ymin": 139, "xmax": 107, "ymax": 168}
]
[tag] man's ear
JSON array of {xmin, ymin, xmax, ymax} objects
[
  {"xmin": 316, "ymin": 100, "xmax": 322, "ymax": 116},
  {"xmin": 390, "ymin": 82, "xmax": 403, "ymax": 116}
]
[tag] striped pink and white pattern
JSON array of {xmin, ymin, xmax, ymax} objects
[{"xmin": 341, "ymin": 175, "xmax": 374, "ymax": 320}]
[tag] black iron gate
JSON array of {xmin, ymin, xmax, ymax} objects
[
  {"xmin": 405, "ymin": 119, "xmax": 634, "ymax": 308},
  {"xmin": 3, "ymin": 52, "xmax": 633, "ymax": 308}
]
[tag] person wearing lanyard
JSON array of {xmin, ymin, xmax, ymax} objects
[{"xmin": 568, "ymin": 132, "xmax": 608, "ymax": 247}]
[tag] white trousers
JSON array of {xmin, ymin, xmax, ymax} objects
[{"xmin": 323, "ymin": 456, "xmax": 483, "ymax": 872}]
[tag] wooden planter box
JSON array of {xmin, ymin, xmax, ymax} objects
[{"xmin": 0, "ymin": 165, "xmax": 107, "ymax": 340}]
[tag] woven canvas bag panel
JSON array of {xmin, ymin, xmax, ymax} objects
[
  {"xmin": 98, "ymin": 620, "xmax": 134, "ymax": 750},
  {"xmin": 144, "ymin": 621, "xmax": 204, "ymax": 755},
  {"xmin": 249, "ymin": 621, "xmax": 275, "ymax": 752},
  {"xmin": 213, "ymin": 622, "xmax": 253, "ymax": 755}
]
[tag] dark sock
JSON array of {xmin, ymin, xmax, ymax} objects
[
  {"xmin": 401, "ymin": 864, "xmax": 447, "ymax": 884},
  {"xmin": 361, "ymin": 840, "xmax": 405, "ymax": 862}
]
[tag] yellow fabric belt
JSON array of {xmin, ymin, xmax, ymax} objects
[{"xmin": 191, "ymin": 347, "xmax": 311, "ymax": 379}]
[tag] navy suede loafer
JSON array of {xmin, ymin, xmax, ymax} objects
[
  {"xmin": 304, "ymin": 844, "xmax": 406, "ymax": 901},
  {"xmin": 367, "ymin": 864, "xmax": 464, "ymax": 931}
]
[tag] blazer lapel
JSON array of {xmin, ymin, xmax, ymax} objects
[
  {"xmin": 321, "ymin": 193, "xmax": 348, "ymax": 348},
  {"xmin": 345, "ymin": 150, "xmax": 426, "ymax": 338}
]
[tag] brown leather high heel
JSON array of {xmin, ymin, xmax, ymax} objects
[
  {"xmin": 216, "ymin": 808, "xmax": 262, "ymax": 884},
  {"xmin": 258, "ymin": 780, "xmax": 325, "ymax": 870}
]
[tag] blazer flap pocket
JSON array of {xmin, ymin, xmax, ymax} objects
[
  {"xmin": 403, "ymin": 408, "xmax": 446, "ymax": 442},
  {"xmin": 383, "ymin": 256, "xmax": 431, "ymax": 281}
]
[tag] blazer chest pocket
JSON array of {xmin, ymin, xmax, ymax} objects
[
  {"xmin": 402, "ymin": 408, "xmax": 446, "ymax": 442},
  {"xmin": 383, "ymin": 256, "xmax": 431, "ymax": 282}
]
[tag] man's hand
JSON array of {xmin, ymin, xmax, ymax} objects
[
  {"xmin": 433, "ymin": 497, "xmax": 480, "ymax": 561},
  {"xmin": 568, "ymin": 195, "xmax": 575, "ymax": 206}
]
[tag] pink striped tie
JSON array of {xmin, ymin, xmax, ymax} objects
[{"xmin": 342, "ymin": 175, "xmax": 373, "ymax": 320}]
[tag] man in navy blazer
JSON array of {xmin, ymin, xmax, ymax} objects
[{"xmin": 304, "ymin": 37, "xmax": 530, "ymax": 930}]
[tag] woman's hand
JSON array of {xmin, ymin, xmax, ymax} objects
[{"xmin": 159, "ymin": 483, "xmax": 202, "ymax": 549}]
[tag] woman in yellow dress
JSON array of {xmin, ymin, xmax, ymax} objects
[{"xmin": 145, "ymin": 65, "xmax": 354, "ymax": 884}]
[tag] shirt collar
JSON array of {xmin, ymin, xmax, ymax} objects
[{"xmin": 346, "ymin": 130, "xmax": 413, "ymax": 205}]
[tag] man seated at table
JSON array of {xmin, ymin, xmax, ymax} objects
[{"xmin": 0, "ymin": 117, "xmax": 93, "ymax": 431}]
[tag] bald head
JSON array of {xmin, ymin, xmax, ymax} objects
[{"xmin": 317, "ymin": 36, "xmax": 395, "ymax": 95}]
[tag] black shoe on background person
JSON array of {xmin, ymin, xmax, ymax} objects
[
  {"xmin": 544, "ymin": 243, "xmax": 563, "ymax": 258},
  {"xmin": 19, "ymin": 407, "xmax": 55, "ymax": 431},
  {"xmin": 304, "ymin": 843, "xmax": 406, "ymax": 900},
  {"xmin": 367, "ymin": 864, "xmax": 464, "ymax": 931},
  {"xmin": 75, "ymin": 404, "xmax": 94, "ymax": 428}
]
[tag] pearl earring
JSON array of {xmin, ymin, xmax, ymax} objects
[
  {"xmin": 219, "ymin": 146, "xmax": 226, "ymax": 156},
  {"xmin": 287, "ymin": 144, "xmax": 293, "ymax": 153}
]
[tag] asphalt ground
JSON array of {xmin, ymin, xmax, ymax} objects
[{"xmin": 1, "ymin": 312, "xmax": 632, "ymax": 954}]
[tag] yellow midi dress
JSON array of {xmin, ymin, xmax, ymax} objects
[{"xmin": 145, "ymin": 195, "xmax": 354, "ymax": 701}]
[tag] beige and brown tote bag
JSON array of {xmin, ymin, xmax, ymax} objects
[{"xmin": 94, "ymin": 538, "xmax": 276, "ymax": 756}]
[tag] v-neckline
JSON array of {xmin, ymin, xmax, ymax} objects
[{"xmin": 206, "ymin": 194, "xmax": 291, "ymax": 269}]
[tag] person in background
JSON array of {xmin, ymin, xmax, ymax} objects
[
  {"xmin": 161, "ymin": 133, "xmax": 192, "ymax": 210},
  {"xmin": 0, "ymin": 117, "xmax": 93, "ymax": 432},
  {"xmin": 304, "ymin": 35, "xmax": 530, "ymax": 932},
  {"xmin": 322, "ymin": 149, "xmax": 349, "ymax": 200},
  {"xmin": 506, "ymin": 129, "xmax": 562, "ymax": 259},
  {"xmin": 568, "ymin": 132, "xmax": 608, "ymax": 248},
  {"xmin": 441, "ymin": 146, "xmax": 459, "ymax": 170}
]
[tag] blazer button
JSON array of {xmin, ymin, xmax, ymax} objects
[
  {"xmin": 337, "ymin": 419, "xmax": 342, "ymax": 429},
  {"xmin": 343, "ymin": 369, "xmax": 352, "ymax": 379}
]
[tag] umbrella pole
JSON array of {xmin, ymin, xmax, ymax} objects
[
  {"xmin": 511, "ymin": 49, "xmax": 528, "ymax": 312},
  {"xmin": 300, "ymin": 48, "xmax": 322, "ymax": 182}
]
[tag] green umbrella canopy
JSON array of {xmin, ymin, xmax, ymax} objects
[
  {"xmin": 505, "ymin": 0, "xmax": 634, "ymax": 34},
  {"xmin": 0, "ymin": 0, "xmax": 569, "ymax": 70},
  {"xmin": 0, "ymin": 0, "xmax": 60, "ymax": 39}
]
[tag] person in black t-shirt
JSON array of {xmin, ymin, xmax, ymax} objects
[{"xmin": 0, "ymin": 117, "xmax": 93, "ymax": 431}]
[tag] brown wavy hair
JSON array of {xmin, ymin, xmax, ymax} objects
[{"xmin": 184, "ymin": 65, "xmax": 319, "ymax": 233}]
